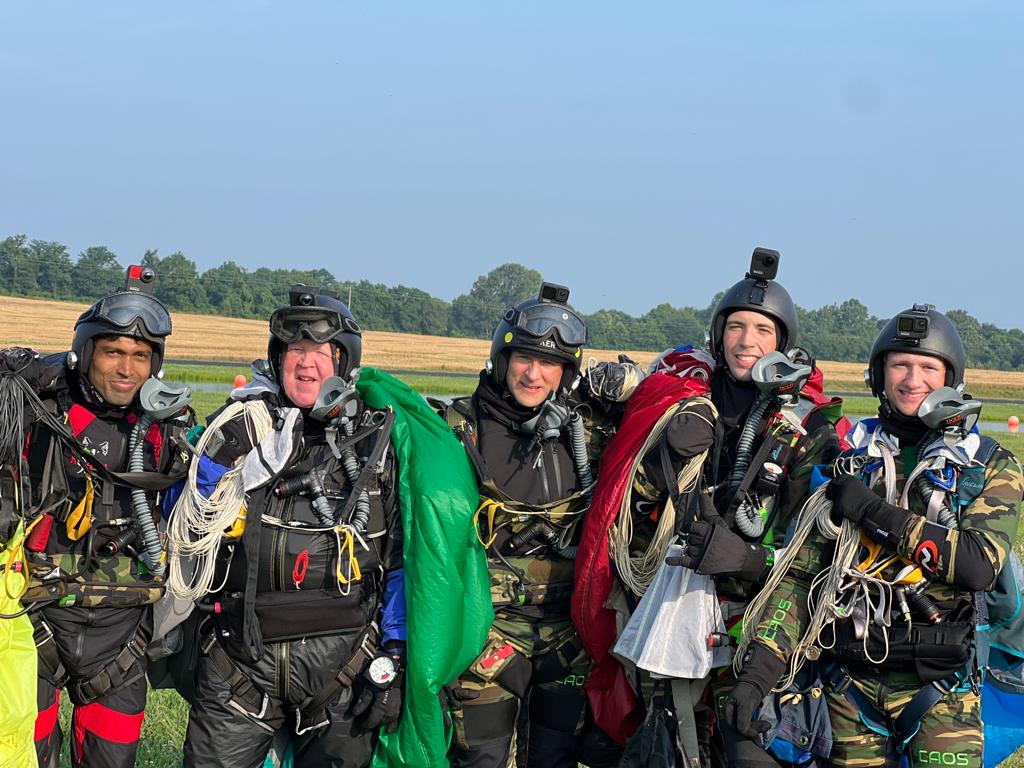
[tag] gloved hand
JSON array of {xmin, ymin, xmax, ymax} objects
[
  {"xmin": 0, "ymin": 347, "xmax": 63, "ymax": 392},
  {"xmin": 352, "ymin": 643, "xmax": 405, "ymax": 733},
  {"xmin": 205, "ymin": 415, "xmax": 255, "ymax": 466},
  {"xmin": 584, "ymin": 355, "xmax": 644, "ymax": 403},
  {"xmin": 825, "ymin": 474, "xmax": 911, "ymax": 549},
  {"xmin": 664, "ymin": 400, "xmax": 716, "ymax": 459},
  {"xmin": 722, "ymin": 642, "xmax": 787, "ymax": 741},
  {"xmin": 667, "ymin": 495, "xmax": 769, "ymax": 581},
  {"xmin": 439, "ymin": 681, "xmax": 480, "ymax": 728}
]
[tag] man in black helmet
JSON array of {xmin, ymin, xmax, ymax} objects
[
  {"xmin": 437, "ymin": 283, "xmax": 635, "ymax": 768},
  {"xmin": 734, "ymin": 305, "xmax": 1022, "ymax": 768},
  {"xmin": 0, "ymin": 267, "xmax": 192, "ymax": 768},
  {"xmin": 177, "ymin": 285, "xmax": 405, "ymax": 768},
  {"xmin": 623, "ymin": 249, "xmax": 845, "ymax": 767}
]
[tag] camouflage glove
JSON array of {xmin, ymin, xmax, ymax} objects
[
  {"xmin": 584, "ymin": 355, "xmax": 644, "ymax": 402},
  {"xmin": 826, "ymin": 474, "xmax": 910, "ymax": 549},
  {"xmin": 722, "ymin": 642, "xmax": 786, "ymax": 741},
  {"xmin": 667, "ymin": 495, "xmax": 769, "ymax": 581},
  {"xmin": 352, "ymin": 642, "xmax": 405, "ymax": 733}
]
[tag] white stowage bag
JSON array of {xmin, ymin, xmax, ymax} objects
[{"xmin": 612, "ymin": 543, "xmax": 731, "ymax": 678}]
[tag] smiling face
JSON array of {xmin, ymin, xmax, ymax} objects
[
  {"xmin": 721, "ymin": 310, "xmax": 778, "ymax": 382},
  {"xmin": 883, "ymin": 351, "xmax": 947, "ymax": 417},
  {"xmin": 505, "ymin": 350, "xmax": 565, "ymax": 408},
  {"xmin": 85, "ymin": 336, "xmax": 153, "ymax": 406},
  {"xmin": 281, "ymin": 338, "xmax": 336, "ymax": 408}
]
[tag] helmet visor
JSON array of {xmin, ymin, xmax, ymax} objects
[
  {"xmin": 513, "ymin": 303, "xmax": 587, "ymax": 347},
  {"xmin": 79, "ymin": 293, "xmax": 172, "ymax": 338},
  {"xmin": 270, "ymin": 306, "xmax": 360, "ymax": 344}
]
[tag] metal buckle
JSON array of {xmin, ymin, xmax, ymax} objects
[{"xmin": 293, "ymin": 708, "xmax": 330, "ymax": 736}]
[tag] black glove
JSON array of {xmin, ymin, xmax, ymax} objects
[
  {"xmin": 825, "ymin": 474, "xmax": 911, "ymax": 549},
  {"xmin": 439, "ymin": 681, "xmax": 480, "ymax": 728},
  {"xmin": 584, "ymin": 355, "xmax": 643, "ymax": 403},
  {"xmin": 667, "ymin": 496, "xmax": 769, "ymax": 581},
  {"xmin": 722, "ymin": 642, "xmax": 787, "ymax": 741},
  {"xmin": 664, "ymin": 401, "xmax": 716, "ymax": 459},
  {"xmin": 0, "ymin": 347, "xmax": 63, "ymax": 392},
  {"xmin": 204, "ymin": 414, "xmax": 256, "ymax": 466},
  {"xmin": 352, "ymin": 643, "xmax": 405, "ymax": 733}
]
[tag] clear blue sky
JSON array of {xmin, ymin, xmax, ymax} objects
[{"xmin": 2, "ymin": 2, "xmax": 1021, "ymax": 328}]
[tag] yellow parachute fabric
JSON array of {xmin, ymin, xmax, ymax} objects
[{"xmin": 1, "ymin": 523, "xmax": 39, "ymax": 768}]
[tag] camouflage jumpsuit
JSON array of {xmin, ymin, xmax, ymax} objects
[
  {"xmin": 441, "ymin": 392, "xmax": 621, "ymax": 768},
  {"xmin": 752, "ymin": 425, "xmax": 1023, "ymax": 768}
]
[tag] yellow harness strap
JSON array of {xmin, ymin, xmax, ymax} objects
[
  {"xmin": 473, "ymin": 498, "xmax": 502, "ymax": 550},
  {"xmin": 335, "ymin": 527, "xmax": 362, "ymax": 586},
  {"xmin": 65, "ymin": 476, "xmax": 95, "ymax": 541}
]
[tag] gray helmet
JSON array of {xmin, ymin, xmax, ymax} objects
[
  {"xmin": 72, "ymin": 267, "xmax": 172, "ymax": 378},
  {"xmin": 709, "ymin": 252, "xmax": 798, "ymax": 356},
  {"xmin": 867, "ymin": 304, "xmax": 966, "ymax": 396},
  {"xmin": 488, "ymin": 282, "xmax": 586, "ymax": 393},
  {"xmin": 268, "ymin": 284, "xmax": 362, "ymax": 383}
]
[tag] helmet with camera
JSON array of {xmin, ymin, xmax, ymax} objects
[{"xmin": 268, "ymin": 284, "xmax": 363, "ymax": 383}]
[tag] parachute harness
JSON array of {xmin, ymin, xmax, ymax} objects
[
  {"xmin": 609, "ymin": 396, "xmax": 716, "ymax": 597},
  {"xmin": 167, "ymin": 400, "xmax": 275, "ymax": 601},
  {"xmin": 740, "ymin": 427, "xmax": 977, "ymax": 691}
]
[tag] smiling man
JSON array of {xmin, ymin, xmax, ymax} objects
[
  {"xmin": 731, "ymin": 305, "xmax": 1022, "ymax": 768},
  {"xmin": 0, "ymin": 268, "xmax": 193, "ymax": 768},
  {"xmin": 437, "ymin": 283, "xmax": 635, "ymax": 768}
]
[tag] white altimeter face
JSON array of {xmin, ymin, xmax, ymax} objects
[{"xmin": 367, "ymin": 656, "xmax": 398, "ymax": 686}]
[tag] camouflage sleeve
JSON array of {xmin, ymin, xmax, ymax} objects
[
  {"xmin": 771, "ymin": 415, "xmax": 838, "ymax": 543},
  {"xmin": 899, "ymin": 447, "xmax": 1023, "ymax": 592}
]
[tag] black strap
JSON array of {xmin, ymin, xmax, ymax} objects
[
  {"xmin": 336, "ymin": 411, "xmax": 395, "ymax": 527},
  {"xmin": 202, "ymin": 634, "xmax": 272, "ymax": 724},
  {"xmin": 823, "ymin": 662, "xmax": 955, "ymax": 747},
  {"xmin": 295, "ymin": 622, "xmax": 380, "ymax": 734},
  {"xmin": 32, "ymin": 618, "xmax": 67, "ymax": 688},
  {"xmin": 67, "ymin": 619, "xmax": 150, "ymax": 705},
  {"xmin": 659, "ymin": 436, "xmax": 691, "ymax": 535}
]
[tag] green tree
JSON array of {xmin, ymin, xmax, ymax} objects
[
  {"xmin": 72, "ymin": 247, "xmax": 124, "ymax": 300},
  {"xmin": 203, "ymin": 261, "xmax": 256, "ymax": 316},
  {"xmin": 30, "ymin": 240, "xmax": 74, "ymax": 298},
  {"xmin": 0, "ymin": 235, "xmax": 32, "ymax": 295},
  {"xmin": 449, "ymin": 263, "xmax": 542, "ymax": 337},
  {"xmin": 148, "ymin": 251, "xmax": 208, "ymax": 312}
]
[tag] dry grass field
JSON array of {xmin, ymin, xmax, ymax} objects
[{"xmin": 4, "ymin": 296, "xmax": 1024, "ymax": 397}]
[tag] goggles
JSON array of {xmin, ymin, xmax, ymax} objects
[
  {"xmin": 508, "ymin": 303, "xmax": 587, "ymax": 347},
  {"xmin": 270, "ymin": 306, "xmax": 361, "ymax": 344},
  {"xmin": 77, "ymin": 292, "xmax": 172, "ymax": 338}
]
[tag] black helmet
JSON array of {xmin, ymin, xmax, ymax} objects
[
  {"xmin": 268, "ymin": 284, "xmax": 362, "ymax": 383},
  {"xmin": 867, "ymin": 304, "xmax": 966, "ymax": 397},
  {"xmin": 488, "ymin": 282, "xmax": 587, "ymax": 393},
  {"xmin": 72, "ymin": 266, "xmax": 172, "ymax": 378},
  {"xmin": 710, "ymin": 249, "xmax": 798, "ymax": 357}
]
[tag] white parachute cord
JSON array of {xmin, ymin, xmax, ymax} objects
[
  {"xmin": 166, "ymin": 400, "xmax": 275, "ymax": 601},
  {"xmin": 608, "ymin": 397, "xmax": 716, "ymax": 597}
]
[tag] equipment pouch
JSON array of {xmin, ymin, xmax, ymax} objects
[
  {"xmin": 835, "ymin": 598, "xmax": 974, "ymax": 683},
  {"xmin": 469, "ymin": 628, "xmax": 531, "ymax": 697}
]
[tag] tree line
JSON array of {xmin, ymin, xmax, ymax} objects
[{"xmin": 3, "ymin": 234, "xmax": 1024, "ymax": 371}]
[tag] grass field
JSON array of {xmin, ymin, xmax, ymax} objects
[{"xmin": 10, "ymin": 295, "xmax": 1021, "ymax": 767}]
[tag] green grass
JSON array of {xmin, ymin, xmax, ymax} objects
[
  {"xmin": 842, "ymin": 394, "xmax": 1024, "ymax": 423},
  {"xmin": 163, "ymin": 363, "xmax": 250, "ymax": 384}
]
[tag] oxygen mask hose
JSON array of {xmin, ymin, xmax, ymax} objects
[
  {"xmin": 913, "ymin": 473, "xmax": 957, "ymax": 528},
  {"xmin": 728, "ymin": 393, "xmax": 774, "ymax": 495},
  {"xmin": 569, "ymin": 410, "xmax": 594, "ymax": 504},
  {"xmin": 338, "ymin": 417, "xmax": 371, "ymax": 533},
  {"xmin": 129, "ymin": 415, "xmax": 165, "ymax": 576}
]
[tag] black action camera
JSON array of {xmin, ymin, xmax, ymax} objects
[
  {"xmin": 539, "ymin": 282, "xmax": 571, "ymax": 305},
  {"xmin": 895, "ymin": 304, "xmax": 931, "ymax": 341},
  {"xmin": 124, "ymin": 265, "xmax": 156, "ymax": 295},
  {"xmin": 748, "ymin": 247, "xmax": 780, "ymax": 281}
]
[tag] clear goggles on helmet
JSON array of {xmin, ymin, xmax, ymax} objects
[
  {"xmin": 78, "ymin": 292, "xmax": 172, "ymax": 338},
  {"xmin": 270, "ymin": 306, "xmax": 361, "ymax": 344},
  {"xmin": 508, "ymin": 303, "xmax": 587, "ymax": 347}
]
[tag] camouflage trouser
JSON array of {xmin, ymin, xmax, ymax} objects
[
  {"xmin": 449, "ymin": 613, "xmax": 604, "ymax": 768},
  {"xmin": 825, "ymin": 672, "xmax": 982, "ymax": 768}
]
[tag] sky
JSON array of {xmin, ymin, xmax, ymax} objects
[{"xmin": 2, "ymin": 1, "xmax": 1021, "ymax": 329}]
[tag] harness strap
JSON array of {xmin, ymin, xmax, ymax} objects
[
  {"xmin": 822, "ymin": 663, "xmax": 956, "ymax": 748},
  {"xmin": 33, "ymin": 617, "xmax": 67, "ymax": 687},
  {"xmin": 295, "ymin": 621, "xmax": 380, "ymax": 735},
  {"xmin": 201, "ymin": 633, "xmax": 274, "ymax": 732}
]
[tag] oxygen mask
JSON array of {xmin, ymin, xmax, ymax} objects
[
  {"xmin": 917, "ymin": 387, "xmax": 981, "ymax": 437},
  {"xmin": 751, "ymin": 351, "xmax": 812, "ymax": 404},
  {"xmin": 311, "ymin": 376, "xmax": 362, "ymax": 426}
]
